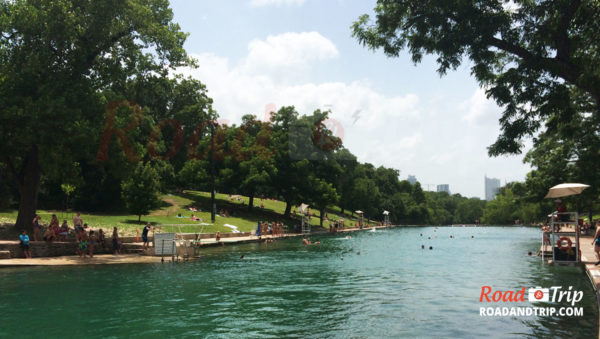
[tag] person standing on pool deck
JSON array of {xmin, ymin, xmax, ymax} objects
[
  {"xmin": 73, "ymin": 212, "xmax": 83, "ymax": 230},
  {"xmin": 591, "ymin": 221, "xmax": 600, "ymax": 265},
  {"xmin": 19, "ymin": 230, "xmax": 32, "ymax": 258},
  {"xmin": 142, "ymin": 222, "xmax": 152, "ymax": 250},
  {"xmin": 32, "ymin": 214, "xmax": 41, "ymax": 241},
  {"xmin": 112, "ymin": 227, "xmax": 121, "ymax": 255}
]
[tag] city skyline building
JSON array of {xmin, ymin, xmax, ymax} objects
[
  {"xmin": 485, "ymin": 176, "xmax": 501, "ymax": 201},
  {"xmin": 407, "ymin": 175, "xmax": 417, "ymax": 185},
  {"xmin": 437, "ymin": 184, "xmax": 450, "ymax": 194}
]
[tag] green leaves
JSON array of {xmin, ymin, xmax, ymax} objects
[{"xmin": 121, "ymin": 162, "xmax": 161, "ymax": 221}]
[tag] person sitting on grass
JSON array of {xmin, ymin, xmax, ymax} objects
[
  {"xmin": 58, "ymin": 220, "xmax": 69, "ymax": 241},
  {"xmin": 19, "ymin": 230, "xmax": 32, "ymax": 258},
  {"xmin": 42, "ymin": 226, "xmax": 56, "ymax": 242}
]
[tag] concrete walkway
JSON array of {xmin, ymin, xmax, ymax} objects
[{"xmin": 0, "ymin": 254, "xmax": 164, "ymax": 266}]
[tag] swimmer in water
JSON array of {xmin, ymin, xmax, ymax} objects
[
  {"xmin": 429, "ymin": 246, "xmax": 433, "ymax": 250},
  {"xmin": 302, "ymin": 238, "xmax": 311, "ymax": 245},
  {"xmin": 345, "ymin": 235, "xmax": 352, "ymax": 239},
  {"xmin": 421, "ymin": 245, "xmax": 424, "ymax": 249}
]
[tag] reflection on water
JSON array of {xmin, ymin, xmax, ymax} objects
[{"xmin": 0, "ymin": 227, "xmax": 597, "ymax": 338}]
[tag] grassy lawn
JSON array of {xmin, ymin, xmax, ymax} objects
[{"xmin": 0, "ymin": 190, "xmax": 371, "ymax": 238}]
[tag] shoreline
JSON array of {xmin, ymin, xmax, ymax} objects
[{"xmin": 0, "ymin": 224, "xmax": 394, "ymax": 267}]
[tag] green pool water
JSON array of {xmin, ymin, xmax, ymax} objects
[{"xmin": 0, "ymin": 227, "xmax": 597, "ymax": 338}]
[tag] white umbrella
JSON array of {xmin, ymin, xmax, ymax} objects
[
  {"xmin": 383, "ymin": 210, "xmax": 390, "ymax": 215},
  {"xmin": 355, "ymin": 210, "xmax": 363, "ymax": 214},
  {"xmin": 544, "ymin": 183, "xmax": 590, "ymax": 198},
  {"xmin": 299, "ymin": 203, "xmax": 309, "ymax": 213}
]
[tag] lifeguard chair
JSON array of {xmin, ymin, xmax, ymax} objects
[
  {"xmin": 383, "ymin": 210, "xmax": 390, "ymax": 227},
  {"xmin": 543, "ymin": 183, "xmax": 589, "ymax": 264},
  {"xmin": 299, "ymin": 203, "xmax": 311, "ymax": 235}
]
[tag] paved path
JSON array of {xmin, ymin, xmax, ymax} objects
[{"xmin": 0, "ymin": 254, "xmax": 164, "ymax": 266}]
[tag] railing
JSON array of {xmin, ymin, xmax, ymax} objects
[{"xmin": 546, "ymin": 211, "xmax": 580, "ymax": 263}]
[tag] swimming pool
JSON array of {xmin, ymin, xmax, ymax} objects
[{"xmin": 0, "ymin": 226, "xmax": 596, "ymax": 338}]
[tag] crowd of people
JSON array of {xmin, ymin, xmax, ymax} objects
[
  {"xmin": 259, "ymin": 221, "xmax": 284, "ymax": 236},
  {"xmin": 17, "ymin": 213, "xmax": 124, "ymax": 259}
]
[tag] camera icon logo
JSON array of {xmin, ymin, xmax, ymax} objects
[{"xmin": 528, "ymin": 287, "xmax": 549, "ymax": 302}]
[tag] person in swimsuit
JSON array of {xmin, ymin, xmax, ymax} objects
[
  {"xmin": 88, "ymin": 230, "xmax": 97, "ymax": 258},
  {"xmin": 112, "ymin": 227, "xmax": 120, "ymax": 255},
  {"xmin": 98, "ymin": 229, "xmax": 107, "ymax": 251},
  {"xmin": 592, "ymin": 221, "xmax": 600, "ymax": 265},
  {"xmin": 142, "ymin": 222, "xmax": 152, "ymax": 250},
  {"xmin": 58, "ymin": 220, "xmax": 69, "ymax": 241},
  {"xmin": 42, "ymin": 226, "xmax": 56, "ymax": 242},
  {"xmin": 32, "ymin": 214, "xmax": 41, "ymax": 241},
  {"xmin": 19, "ymin": 230, "xmax": 32, "ymax": 258},
  {"xmin": 79, "ymin": 231, "xmax": 88, "ymax": 258}
]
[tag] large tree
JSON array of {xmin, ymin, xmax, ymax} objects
[
  {"xmin": 0, "ymin": 0, "xmax": 190, "ymax": 230},
  {"xmin": 353, "ymin": 0, "xmax": 600, "ymax": 155}
]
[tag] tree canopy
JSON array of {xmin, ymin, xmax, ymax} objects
[{"xmin": 0, "ymin": 0, "xmax": 191, "ymax": 229}]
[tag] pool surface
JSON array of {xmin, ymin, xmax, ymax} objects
[{"xmin": 0, "ymin": 226, "xmax": 597, "ymax": 338}]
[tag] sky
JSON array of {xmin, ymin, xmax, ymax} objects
[{"xmin": 170, "ymin": 0, "xmax": 531, "ymax": 199}]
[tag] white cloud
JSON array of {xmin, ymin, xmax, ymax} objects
[
  {"xmin": 241, "ymin": 32, "xmax": 339, "ymax": 80},
  {"xmin": 178, "ymin": 32, "xmax": 529, "ymax": 198},
  {"xmin": 250, "ymin": 0, "xmax": 306, "ymax": 7},
  {"xmin": 461, "ymin": 88, "xmax": 501, "ymax": 126}
]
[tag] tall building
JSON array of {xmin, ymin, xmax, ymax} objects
[
  {"xmin": 485, "ymin": 176, "xmax": 501, "ymax": 201},
  {"xmin": 437, "ymin": 184, "xmax": 450, "ymax": 194},
  {"xmin": 407, "ymin": 175, "xmax": 417, "ymax": 185}
]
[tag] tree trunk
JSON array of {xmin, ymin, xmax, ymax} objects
[
  {"xmin": 248, "ymin": 192, "xmax": 254, "ymax": 211},
  {"xmin": 138, "ymin": 215, "xmax": 141, "ymax": 223},
  {"xmin": 284, "ymin": 201, "xmax": 292, "ymax": 217},
  {"xmin": 14, "ymin": 147, "xmax": 42, "ymax": 231},
  {"xmin": 340, "ymin": 206, "xmax": 344, "ymax": 215},
  {"xmin": 320, "ymin": 208, "xmax": 324, "ymax": 227}
]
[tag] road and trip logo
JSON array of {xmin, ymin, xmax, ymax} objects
[{"xmin": 478, "ymin": 286, "xmax": 584, "ymax": 317}]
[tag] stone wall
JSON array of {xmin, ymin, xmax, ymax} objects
[{"xmin": 1, "ymin": 241, "xmax": 144, "ymax": 258}]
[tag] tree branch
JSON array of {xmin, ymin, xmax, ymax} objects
[
  {"xmin": 488, "ymin": 37, "xmax": 579, "ymax": 83},
  {"xmin": 81, "ymin": 28, "xmax": 134, "ymax": 71},
  {"xmin": 554, "ymin": 0, "xmax": 581, "ymax": 62}
]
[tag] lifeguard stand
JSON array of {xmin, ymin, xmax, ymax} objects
[
  {"xmin": 383, "ymin": 210, "xmax": 390, "ymax": 227},
  {"xmin": 547, "ymin": 211, "xmax": 580, "ymax": 263},
  {"xmin": 299, "ymin": 203, "xmax": 311, "ymax": 235},
  {"xmin": 355, "ymin": 210, "xmax": 364, "ymax": 229}
]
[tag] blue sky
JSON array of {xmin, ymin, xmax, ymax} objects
[{"xmin": 170, "ymin": 0, "xmax": 531, "ymax": 199}]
